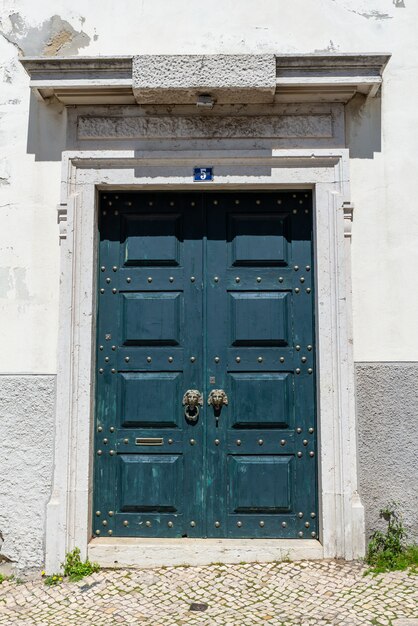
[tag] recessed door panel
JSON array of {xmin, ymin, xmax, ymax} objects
[
  {"xmin": 119, "ymin": 372, "xmax": 182, "ymax": 428},
  {"xmin": 122, "ymin": 213, "xmax": 181, "ymax": 266},
  {"xmin": 117, "ymin": 454, "xmax": 183, "ymax": 513},
  {"xmin": 228, "ymin": 213, "xmax": 290, "ymax": 266},
  {"xmin": 228, "ymin": 455, "xmax": 293, "ymax": 513},
  {"xmin": 229, "ymin": 291, "xmax": 290, "ymax": 346},
  {"xmin": 229, "ymin": 372, "xmax": 292, "ymax": 428},
  {"xmin": 121, "ymin": 292, "xmax": 182, "ymax": 346}
]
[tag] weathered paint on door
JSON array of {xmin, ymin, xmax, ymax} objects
[{"xmin": 94, "ymin": 191, "xmax": 317, "ymax": 540}]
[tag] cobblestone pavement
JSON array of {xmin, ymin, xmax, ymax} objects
[{"xmin": 0, "ymin": 560, "xmax": 417, "ymax": 625}]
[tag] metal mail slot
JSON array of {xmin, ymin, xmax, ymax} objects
[{"xmin": 135, "ymin": 437, "xmax": 164, "ymax": 446}]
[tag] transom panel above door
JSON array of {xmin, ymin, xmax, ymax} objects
[{"xmin": 94, "ymin": 191, "xmax": 317, "ymax": 540}]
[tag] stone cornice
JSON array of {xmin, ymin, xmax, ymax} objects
[
  {"xmin": 20, "ymin": 56, "xmax": 135, "ymax": 104},
  {"xmin": 20, "ymin": 53, "xmax": 390, "ymax": 105}
]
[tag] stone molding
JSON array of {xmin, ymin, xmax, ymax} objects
[
  {"xmin": 44, "ymin": 146, "xmax": 365, "ymax": 571},
  {"xmin": 20, "ymin": 53, "xmax": 390, "ymax": 105}
]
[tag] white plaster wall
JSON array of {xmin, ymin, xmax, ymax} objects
[
  {"xmin": 0, "ymin": 36, "xmax": 62, "ymax": 374},
  {"xmin": 0, "ymin": 376, "xmax": 55, "ymax": 569},
  {"xmin": 0, "ymin": 0, "xmax": 417, "ymax": 368}
]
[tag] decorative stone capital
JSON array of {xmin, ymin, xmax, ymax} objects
[
  {"xmin": 343, "ymin": 202, "xmax": 354, "ymax": 239},
  {"xmin": 57, "ymin": 205, "xmax": 67, "ymax": 240}
]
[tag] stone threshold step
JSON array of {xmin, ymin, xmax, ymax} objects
[{"xmin": 88, "ymin": 537, "xmax": 324, "ymax": 568}]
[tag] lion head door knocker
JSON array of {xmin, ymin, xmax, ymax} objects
[
  {"xmin": 183, "ymin": 389, "xmax": 203, "ymax": 422},
  {"xmin": 208, "ymin": 389, "xmax": 228, "ymax": 424}
]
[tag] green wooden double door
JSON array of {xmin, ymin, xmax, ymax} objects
[{"xmin": 94, "ymin": 191, "xmax": 317, "ymax": 540}]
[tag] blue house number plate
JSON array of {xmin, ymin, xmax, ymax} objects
[{"xmin": 194, "ymin": 167, "xmax": 214, "ymax": 182}]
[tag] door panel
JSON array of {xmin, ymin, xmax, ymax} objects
[
  {"xmin": 117, "ymin": 454, "xmax": 183, "ymax": 513},
  {"xmin": 122, "ymin": 213, "xmax": 182, "ymax": 266},
  {"xmin": 119, "ymin": 372, "xmax": 183, "ymax": 428},
  {"xmin": 94, "ymin": 191, "xmax": 317, "ymax": 541},
  {"xmin": 228, "ymin": 455, "xmax": 293, "ymax": 513},
  {"xmin": 228, "ymin": 213, "xmax": 290, "ymax": 266},
  {"xmin": 229, "ymin": 373, "xmax": 292, "ymax": 428},
  {"xmin": 121, "ymin": 292, "xmax": 182, "ymax": 346},
  {"xmin": 229, "ymin": 291, "xmax": 291, "ymax": 346}
]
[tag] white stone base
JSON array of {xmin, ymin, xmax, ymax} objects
[{"xmin": 88, "ymin": 538, "xmax": 324, "ymax": 569}]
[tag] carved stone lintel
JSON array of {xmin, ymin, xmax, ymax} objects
[
  {"xmin": 57, "ymin": 205, "xmax": 67, "ymax": 240},
  {"xmin": 343, "ymin": 202, "xmax": 354, "ymax": 239},
  {"xmin": 77, "ymin": 114, "xmax": 333, "ymax": 141}
]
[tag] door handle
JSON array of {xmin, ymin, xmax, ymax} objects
[
  {"xmin": 208, "ymin": 389, "xmax": 229, "ymax": 417},
  {"xmin": 183, "ymin": 390, "xmax": 203, "ymax": 422}
]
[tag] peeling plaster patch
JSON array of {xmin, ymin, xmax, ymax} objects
[
  {"xmin": 2, "ymin": 68, "xmax": 11, "ymax": 83},
  {"xmin": 0, "ymin": 14, "xmax": 23, "ymax": 55},
  {"xmin": 39, "ymin": 15, "xmax": 90, "ymax": 56},
  {"xmin": 329, "ymin": 1, "xmax": 393, "ymax": 20},
  {"xmin": 315, "ymin": 40, "xmax": 339, "ymax": 53},
  {"xmin": 0, "ymin": 268, "xmax": 30, "ymax": 299},
  {"xmin": 0, "ymin": 530, "xmax": 13, "ymax": 564},
  {"xmin": 0, "ymin": 158, "xmax": 10, "ymax": 184},
  {"xmin": 0, "ymin": 530, "xmax": 12, "ymax": 563},
  {"xmin": 44, "ymin": 28, "xmax": 74, "ymax": 56},
  {"xmin": 0, "ymin": 59, "xmax": 18, "ymax": 83},
  {"xmin": 0, "ymin": 269, "xmax": 13, "ymax": 297},
  {"xmin": 9, "ymin": 12, "xmax": 26, "ymax": 35},
  {"xmin": 0, "ymin": 31, "xmax": 23, "ymax": 56},
  {"xmin": 1, "ymin": 13, "xmax": 90, "ymax": 57},
  {"xmin": 393, "ymin": 0, "xmax": 405, "ymax": 6},
  {"xmin": 13, "ymin": 268, "xmax": 30, "ymax": 299},
  {"xmin": 357, "ymin": 10, "xmax": 392, "ymax": 20}
]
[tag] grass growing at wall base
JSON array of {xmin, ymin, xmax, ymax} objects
[
  {"xmin": 365, "ymin": 503, "xmax": 418, "ymax": 574},
  {"xmin": 62, "ymin": 547, "xmax": 100, "ymax": 582},
  {"xmin": 42, "ymin": 547, "xmax": 100, "ymax": 585},
  {"xmin": 366, "ymin": 545, "xmax": 418, "ymax": 575},
  {"xmin": 0, "ymin": 575, "xmax": 23, "ymax": 585}
]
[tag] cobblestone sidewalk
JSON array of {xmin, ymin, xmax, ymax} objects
[{"xmin": 0, "ymin": 560, "xmax": 417, "ymax": 625}]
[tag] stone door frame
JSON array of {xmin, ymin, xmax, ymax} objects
[{"xmin": 45, "ymin": 147, "xmax": 365, "ymax": 572}]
